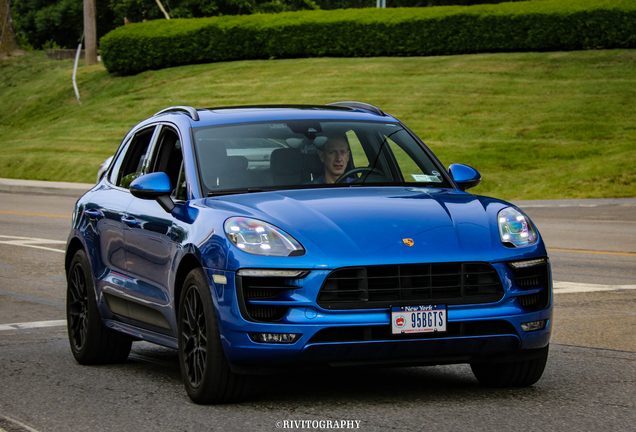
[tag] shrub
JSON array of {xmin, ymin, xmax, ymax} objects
[
  {"xmin": 313, "ymin": 0, "xmax": 526, "ymax": 10},
  {"xmin": 100, "ymin": 0, "xmax": 636, "ymax": 75}
]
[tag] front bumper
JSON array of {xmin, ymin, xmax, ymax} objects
[{"xmin": 204, "ymin": 259, "xmax": 553, "ymax": 368}]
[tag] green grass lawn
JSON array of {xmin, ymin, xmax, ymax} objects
[{"xmin": 1, "ymin": 50, "xmax": 635, "ymax": 200}]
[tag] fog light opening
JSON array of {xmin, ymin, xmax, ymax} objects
[
  {"xmin": 249, "ymin": 333, "xmax": 300, "ymax": 344},
  {"xmin": 521, "ymin": 319, "xmax": 547, "ymax": 332}
]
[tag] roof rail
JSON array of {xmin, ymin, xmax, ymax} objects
[
  {"xmin": 153, "ymin": 105, "xmax": 200, "ymax": 121},
  {"xmin": 327, "ymin": 101, "xmax": 385, "ymax": 116}
]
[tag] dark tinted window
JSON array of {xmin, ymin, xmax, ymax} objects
[
  {"xmin": 113, "ymin": 127, "xmax": 155, "ymax": 189},
  {"xmin": 151, "ymin": 127, "xmax": 186, "ymax": 201},
  {"xmin": 193, "ymin": 121, "xmax": 450, "ymax": 195}
]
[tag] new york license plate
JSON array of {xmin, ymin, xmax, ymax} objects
[{"xmin": 391, "ymin": 305, "xmax": 447, "ymax": 335}]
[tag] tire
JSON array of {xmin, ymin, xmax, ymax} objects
[
  {"xmin": 66, "ymin": 249, "xmax": 132, "ymax": 365},
  {"xmin": 470, "ymin": 345, "xmax": 549, "ymax": 388},
  {"xmin": 178, "ymin": 268, "xmax": 248, "ymax": 404}
]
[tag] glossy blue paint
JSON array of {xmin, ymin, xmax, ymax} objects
[
  {"xmin": 201, "ymin": 188, "xmax": 547, "ymax": 269},
  {"xmin": 67, "ymin": 104, "xmax": 552, "ymax": 371},
  {"xmin": 448, "ymin": 163, "xmax": 482, "ymax": 191},
  {"xmin": 130, "ymin": 172, "xmax": 172, "ymax": 198}
]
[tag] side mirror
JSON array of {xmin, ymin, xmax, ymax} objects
[
  {"xmin": 129, "ymin": 172, "xmax": 175, "ymax": 212},
  {"xmin": 448, "ymin": 164, "xmax": 481, "ymax": 191}
]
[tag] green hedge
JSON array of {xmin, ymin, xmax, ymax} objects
[{"xmin": 100, "ymin": 0, "xmax": 636, "ymax": 75}]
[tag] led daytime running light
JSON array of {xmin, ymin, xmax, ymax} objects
[
  {"xmin": 238, "ymin": 269, "xmax": 308, "ymax": 278},
  {"xmin": 509, "ymin": 258, "xmax": 548, "ymax": 269}
]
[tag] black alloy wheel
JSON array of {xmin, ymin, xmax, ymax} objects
[
  {"xmin": 178, "ymin": 268, "xmax": 248, "ymax": 404},
  {"xmin": 181, "ymin": 284, "xmax": 208, "ymax": 388},
  {"xmin": 66, "ymin": 249, "xmax": 132, "ymax": 364},
  {"xmin": 68, "ymin": 258, "xmax": 89, "ymax": 352}
]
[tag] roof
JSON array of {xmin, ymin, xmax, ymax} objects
[{"xmin": 153, "ymin": 103, "xmax": 401, "ymax": 127}]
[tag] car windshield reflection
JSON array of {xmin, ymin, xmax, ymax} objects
[{"xmin": 193, "ymin": 121, "xmax": 450, "ymax": 196}]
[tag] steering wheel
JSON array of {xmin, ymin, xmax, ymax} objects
[{"xmin": 335, "ymin": 167, "xmax": 385, "ymax": 184}]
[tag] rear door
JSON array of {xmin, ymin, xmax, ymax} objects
[
  {"xmin": 96, "ymin": 126, "xmax": 156, "ymax": 277},
  {"xmin": 91, "ymin": 125, "xmax": 158, "ymax": 326}
]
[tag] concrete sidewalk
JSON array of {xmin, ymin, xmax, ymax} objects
[{"xmin": 0, "ymin": 178, "xmax": 94, "ymax": 198}]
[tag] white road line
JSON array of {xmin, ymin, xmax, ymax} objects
[
  {"xmin": 0, "ymin": 235, "xmax": 65, "ymax": 254},
  {"xmin": 0, "ymin": 235, "xmax": 66, "ymax": 243},
  {"xmin": 553, "ymin": 281, "xmax": 636, "ymax": 294},
  {"xmin": 0, "ymin": 320, "xmax": 66, "ymax": 331},
  {"xmin": 0, "ymin": 242, "xmax": 65, "ymax": 253},
  {"xmin": 0, "ymin": 416, "xmax": 42, "ymax": 432}
]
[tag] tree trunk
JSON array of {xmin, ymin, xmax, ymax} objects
[
  {"xmin": 0, "ymin": 0, "xmax": 24, "ymax": 57},
  {"xmin": 83, "ymin": 0, "xmax": 97, "ymax": 65}
]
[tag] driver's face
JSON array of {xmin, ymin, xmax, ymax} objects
[{"xmin": 320, "ymin": 138, "xmax": 351, "ymax": 183}]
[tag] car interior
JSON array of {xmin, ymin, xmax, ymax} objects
[{"xmin": 193, "ymin": 120, "xmax": 449, "ymax": 196}]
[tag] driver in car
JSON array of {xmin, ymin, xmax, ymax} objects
[{"xmin": 312, "ymin": 134, "xmax": 355, "ymax": 184}]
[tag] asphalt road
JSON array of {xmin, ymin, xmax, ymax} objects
[{"xmin": 0, "ymin": 191, "xmax": 634, "ymax": 432}]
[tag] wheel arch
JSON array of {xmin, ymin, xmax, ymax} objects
[
  {"xmin": 174, "ymin": 253, "xmax": 205, "ymax": 320},
  {"xmin": 65, "ymin": 237, "xmax": 85, "ymax": 276}
]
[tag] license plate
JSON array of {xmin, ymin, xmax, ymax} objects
[{"xmin": 391, "ymin": 305, "xmax": 447, "ymax": 335}]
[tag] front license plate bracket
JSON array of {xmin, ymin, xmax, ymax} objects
[{"xmin": 391, "ymin": 305, "xmax": 447, "ymax": 335}]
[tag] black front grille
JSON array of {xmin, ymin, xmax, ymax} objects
[
  {"xmin": 308, "ymin": 320, "xmax": 516, "ymax": 344},
  {"xmin": 317, "ymin": 263, "xmax": 503, "ymax": 309}
]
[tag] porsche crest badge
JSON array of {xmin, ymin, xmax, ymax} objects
[{"xmin": 402, "ymin": 238, "xmax": 414, "ymax": 247}]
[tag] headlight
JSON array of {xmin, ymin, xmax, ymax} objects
[
  {"xmin": 224, "ymin": 217, "xmax": 305, "ymax": 257},
  {"xmin": 498, "ymin": 207, "xmax": 538, "ymax": 247}
]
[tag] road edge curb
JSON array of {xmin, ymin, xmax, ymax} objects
[{"xmin": 0, "ymin": 178, "xmax": 93, "ymax": 198}]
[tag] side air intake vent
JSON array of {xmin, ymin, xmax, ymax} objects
[
  {"xmin": 511, "ymin": 260, "xmax": 551, "ymax": 312},
  {"xmin": 236, "ymin": 273, "xmax": 307, "ymax": 322}
]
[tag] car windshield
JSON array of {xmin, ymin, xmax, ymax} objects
[{"xmin": 193, "ymin": 120, "xmax": 451, "ymax": 196}]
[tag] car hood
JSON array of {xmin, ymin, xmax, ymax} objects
[{"xmin": 202, "ymin": 187, "xmax": 532, "ymax": 267}]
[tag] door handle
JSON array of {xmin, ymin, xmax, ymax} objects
[
  {"xmin": 121, "ymin": 216, "xmax": 140, "ymax": 227},
  {"xmin": 85, "ymin": 209, "xmax": 103, "ymax": 219}
]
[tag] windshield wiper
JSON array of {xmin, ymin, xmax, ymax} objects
[{"xmin": 207, "ymin": 187, "xmax": 273, "ymax": 197}]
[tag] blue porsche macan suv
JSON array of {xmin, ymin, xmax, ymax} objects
[{"xmin": 65, "ymin": 102, "xmax": 552, "ymax": 404}]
